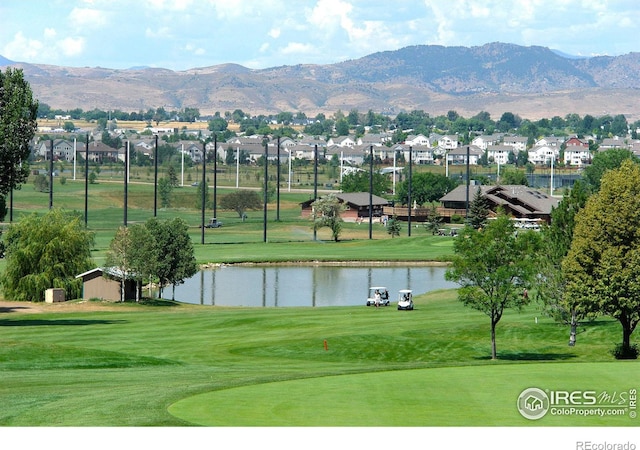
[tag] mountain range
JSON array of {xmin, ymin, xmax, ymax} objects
[{"xmin": 2, "ymin": 42, "xmax": 640, "ymax": 120}]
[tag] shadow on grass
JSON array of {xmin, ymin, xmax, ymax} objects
[
  {"xmin": 137, "ymin": 298, "xmax": 181, "ymax": 307},
  {"xmin": 0, "ymin": 306, "xmax": 31, "ymax": 314},
  {"xmin": 0, "ymin": 318, "xmax": 127, "ymax": 327},
  {"xmin": 474, "ymin": 352, "xmax": 578, "ymax": 362}
]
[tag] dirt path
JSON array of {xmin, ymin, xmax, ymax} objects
[{"xmin": 0, "ymin": 300, "xmax": 138, "ymax": 314}]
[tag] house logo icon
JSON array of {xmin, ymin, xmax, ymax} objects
[{"xmin": 517, "ymin": 387, "xmax": 550, "ymax": 420}]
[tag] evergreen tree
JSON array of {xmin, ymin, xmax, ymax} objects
[
  {"xmin": 387, "ymin": 216, "xmax": 401, "ymax": 238},
  {"xmin": 468, "ymin": 187, "xmax": 490, "ymax": 229}
]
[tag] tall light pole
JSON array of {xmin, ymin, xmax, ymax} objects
[
  {"xmin": 213, "ymin": 135, "xmax": 218, "ymax": 220},
  {"xmin": 124, "ymin": 141, "xmax": 128, "ymax": 227},
  {"xmin": 154, "ymin": 134, "xmax": 158, "ymax": 217},
  {"xmin": 201, "ymin": 141, "xmax": 206, "ymax": 245},
  {"xmin": 49, "ymin": 138, "xmax": 53, "ymax": 209},
  {"xmin": 369, "ymin": 145, "xmax": 373, "ymax": 240},
  {"xmin": 276, "ymin": 136, "xmax": 281, "ymax": 221},
  {"xmin": 465, "ymin": 145, "xmax": 470, "ymax": 221},
  {"xmin": 392, "ymin": 149, "xmax": 396, "ymax": 196},
  {"xmin": 313, "ymin": 144, "xmax": 318, "ymax": 241},
  {"xmin": 84, "ymin": 134, "xmax": 89, "ymax": 227},
  {"xmin": 408, "ymin": 146, "xmax": 412, "ymax": 237},
  {"xmin": 263, "ymin": 140, "xmax": 268, "ymax": 243},
  {"xmin": 286, "ymin": 148, "xmax": 292, "ymax": 192},
  {"xmin": 73, "ymin": 137, "xmax": 77, "ymax": 180}
]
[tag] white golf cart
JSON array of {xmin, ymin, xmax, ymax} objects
[
  {"xmin": 366, "ymin": 286, "xmax": 390, "ymax": 307},
  {"xmin": 397, "ymin": 289, "xmax": 414, "ymax": 310}
]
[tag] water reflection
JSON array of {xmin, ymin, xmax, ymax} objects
[{"xmin": 163, "ymin": 265, "xmax": 457, "ymax": 307}]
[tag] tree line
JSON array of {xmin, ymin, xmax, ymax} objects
[{"xmin": 38, "ymin": 102, "xmax": 640, "ymax": 145}]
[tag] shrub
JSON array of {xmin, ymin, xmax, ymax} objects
[
  {"xmin": 610, "ymin": 343, "xmax": 638, "ymax": 360},
  {"xmin": 450, "ymin": 214, "xmax": 464, "ymax": 224}
]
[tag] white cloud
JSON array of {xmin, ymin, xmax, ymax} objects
[
  {"xmin": 146, "ymin": 26, "xmax": 173, "ymax": 39},
  {"xmin": 280, "ymin": 42, "xmax": 315, "ymax": 55},
  {"xmin": 184, "ymin": 43, "xmax": 205, "ymax": 56},
  {"xmin": 59, "ymin": 37, "xmax": 85, "ymax": 57},
  {"xmin": 143, "ymin": 0, "xmax": 193, "ymax": 12},
  {"xmin": 44, "ymin": 28, "xmax": 57, "ymax": 39},
  {"xmin": 1, "ymin": 0, "xmax": 639, "ymax": 70},
  {"xmin": 3, "ymin": 32, "xmax": 44, "ymax": 61},
  {"xmin": 268, "ymin": 28, "xmax": 281, "ymax": 39},
  {"xmin": 68, "ymin": 7, "xmax": 109, "ymax": 30},
  {"xmin": 308, "ymin": 0, "xmax": 354, "ymax": 33}
]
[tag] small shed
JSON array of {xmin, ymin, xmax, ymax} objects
[
  {"xmin": 45, "ymin": 288, "xmax": 66, "ymax": 303},
  {"xmin": 75, "ymin": 267, "xmax": 140, "ymax": 301}
]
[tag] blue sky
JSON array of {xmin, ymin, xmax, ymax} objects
[{"xmin": 1, "ymin": 0, "xmax": 639, "ymax": 71}]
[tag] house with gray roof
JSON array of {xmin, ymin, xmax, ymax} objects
[
  {"xmin": 438, "ymin": 184, "xmax": 559, "ymax": 223},
  {"xmin": 300, "ymin": 192, "xmax": 390, "ymax": 222}
]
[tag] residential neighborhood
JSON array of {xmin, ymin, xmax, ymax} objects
[{"xmin": 30, "ymin": 125, "xmax": 640, "ymax": 171}]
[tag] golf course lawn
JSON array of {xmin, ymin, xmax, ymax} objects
[
  {"xmin": 168, "ymin": 362, "xmax": 638, "ymax": 426},
  {"xmin": 1, "ymin": 290, "xmax": 637, "ymax": 427},
  {"xmin": 1, "ymin": 181, "xmax": 638, "ymax": 432}
]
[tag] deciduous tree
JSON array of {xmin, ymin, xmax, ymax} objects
[
  {"xmin": 395, "ymin": 172, "xmax": 457, "ymax": 206},
  {"xmin": 145, "ymin": 217, "xmax": 197, "ymax": 300},
  {"xmin": 536, "ymin": 181, "xmax": 590, "ymax": 337},
  {"xmin": 563, "ymin": 160, "xmax": 640, "ymax": 358},
  {"xmin": 311, "ymin": 194, "xmax": 346, "ymax": 242},
  {"xmin": 445, "ymin": 211, "xmax": 543, "ymax": 359},
  {"xmin": 1, "ymin": 209, "xmax": 94, "ymax": 301},
  {"xmin": 340, "ymin": 170, "xmax": 390, "ymax": 196},
  {"xmin": 105, "ymin": 224, "xmax": 154, "ymax": 302},
  {"xmin": 219, "ymin": 190, "xmax": 262, "ymax": 218},
  {"xmin": 0, "ymin": 68, "xmax": 38, "ymax": 199},
  {"xmin": 582, "ymin": 148, "xmax": 636, "ymax": 192}
]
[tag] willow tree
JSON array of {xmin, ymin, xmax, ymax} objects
[
  {"xmin": 563, "ymin": 160, "xmax": 640, "ymax": 358},
  {"xmin": 1, "ymin": 209, "xmax": 94, "ymax": 301}
]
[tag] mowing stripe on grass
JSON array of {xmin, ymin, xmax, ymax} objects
[{"xmin": 168, "ymin": 362, "xmax": 639, "ymax": 426}]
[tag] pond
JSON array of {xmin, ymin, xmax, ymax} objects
[{"xmin": 161, "ymin": 264, "xmax": 457, "ymax": 307}]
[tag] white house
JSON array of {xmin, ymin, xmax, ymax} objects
[
  {"xmin": 358, "ymin": 133, "xmax": 390, "ymax": 146},
  {"xmin": 535, "ymin": 136, "xmax": 563, "ymax": 148},
  {"xmin": 438, "ymin": 135, "xmax": 459, "ymax": 150},
  {"xmin": 503, "ymin": 136, "xmax": 528, "ymax": 152},
  {"xmin": 599, "ymin": 137, "xmax": 629, "ymax": 149},
  {"xmin": 486, "ymin": 145, "xmax": 513, "ymax": 165},
  {"xmin": 472, "ymin": 135, "xmax": 501, "ymax": 150},
  {"xmin": 563, "ymin": 147, "xmax": 591, "ymax": 166},
  {"xmin": 394, "ymin": 144, "xmax": 433, "ymax": 165},
  {"xmin": 326, "ymin": 135, "xmax": 357, "ymax": 147},
  {"xmin": 404, "ymin": 134, "xmax": 430, "ymax": 146},
  {"xmin": 446, "ymin": 145, "xmax": 483, "ymax": 165},
  {"xmin": 528, "ymin": 145, "xmax": 558, "ymax": 165},
  {"xmin": 34, "ymin": 139, "xmax": 75, "ymax": 161}
]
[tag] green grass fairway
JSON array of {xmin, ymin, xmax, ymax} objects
[
  {"xmin": 1, "ymin": 291, "xmax": 637, "ymax": 427},
  {"xmin": 168, "ymin": 362, "xmax": 638, "ymax": 426}
]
